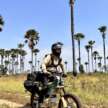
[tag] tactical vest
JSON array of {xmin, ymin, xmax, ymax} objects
[{"xmin": 45, "ymin": 54, "xmax": 62, "ymax": 69}]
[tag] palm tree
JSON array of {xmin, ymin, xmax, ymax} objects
[
  {"xmin": 64, "ymin": 61, "xmax": 68, "ymax": 72},
  {"xmin": 5, "ymin": 50, "xmax": 11, "ymax": 73},
  {"xmin": 88, "ymin": 40, "xmax": 95, "ymax": 72},
  {"xmin": 69, "ymin": 0, "xmax": 77, "ymax": 76},
  {"xmin": 98, "ymin": 56, "xmax": 102, "ymax": 72},
  {"xmin": 10, "ymin": 49, "xmax": 17, "ymax": 74},
  {"xmin": 18, "ymin": 43, "xmax": 24, "ymax": 49},
  {"xmin": 33, "ymin": 48, "xmax": 39, "ymax": 71},
  {"xmin": 98, "ymin": 26, "xmax": 107, "ymax": 72},
  {"xmin": 14, "ymin": 49, "xmax": 20, "ymax": 73},
  {"xmin": 4, "ymin": 60, "xmax": 10, "ymax": 69},
  {"xmin": 0, "ymin": 49, "xmax": 5, "ymax": 65},
  {"xmin": 0, "ymin": 15, "xmax": 4, "ymax": 32},
  {"xmin": 5, "ymin": 50, "xmax": 11, "ymax": 62},
  {"xmin": 106, "ymin": 56, "xmax": 108, "ymax": 71},
  {"xmin": 92, "ymin": 51, "xmax": 99, "ymax": 72},
  {"xmin": 25, "ymin": 29, "xmax": 39, "ymax": 72},
  {"xmin": 84, "ymin": 62, "xmax": 88, "ymax": 73},
  {"xmin": 37, "ymin": 60, "xmax": 40, "ymax": 71},
  {"xmin": 74, "ymin": 33, "xmax": 85, "ymax": 72},
  {"xmin": 18, "ymin": 43, "xmax": 24, "ymax": 72},
  {"xmin": 20, "ymin": 49, "xmax": 27, "ymax": 72},
  {"xmin": 85, "ymin": 45, "xmax": 91, "ymax": 72},
  {"xmin": 98, "ymin": 63, "xmax": 101, "ymax": 72},
  {"xmin": 28, "ymin": 60, "xmax": 32, "ymax": 71}
]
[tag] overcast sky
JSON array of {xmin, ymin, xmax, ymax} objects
[{"xmin": 0, "ymin": 0, "xmax": 108, "ymax": 71}]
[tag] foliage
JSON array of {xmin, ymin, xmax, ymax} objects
[
  {"xmin": 0, "ymin": 15, "xmax": 4, "ymax": 31},
  {"xmin": 24, "ymin": 29, "xmax": 39, "ymax": 49},
  {"xmin": 98, "ymin": 26, "xmax": 107, "ymax": 33},
  {"xmin": 74, "ymin": 33, "xmax": 85, "ymax": 41}
]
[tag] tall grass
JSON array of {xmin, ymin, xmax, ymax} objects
[
  {"xmin": 0, "ymin": 75, "xmax": 26, "ymax": 94},
  {"xmin": 65, "ymin": 73, "xmax": 108, "ymax": 107},
  {"xmin": 0, "ymin": 73, "xmax": 108, "ymax": 107}
]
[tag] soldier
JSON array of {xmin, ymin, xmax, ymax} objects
[{"xmin": 39, "ymin": 42, "xmax": 67, "ymax": 106}]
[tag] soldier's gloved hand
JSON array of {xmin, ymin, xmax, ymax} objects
[
  {"xmin": 44, "ymin": 71, "xmax": 51, "ymax": 76},
  {"xmin": 62, "ymin": 73, "xmax": 67, "ymax": 78}
]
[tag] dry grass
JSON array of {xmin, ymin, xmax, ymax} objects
[
  {"xmin": 0, "ymin": 74, "xmax": 30, "ymax": 105},
  {"xmin": 65, "ymin": 73, "xmax": 108, "ymax": 108},
  {"xmin": 0, "ymin": 73, "xmax": 108, "ymax": 108}
]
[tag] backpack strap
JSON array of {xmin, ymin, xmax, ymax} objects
[{"xmin": 50, "ymin": 54, "xmax": 62, "ymax": 67}]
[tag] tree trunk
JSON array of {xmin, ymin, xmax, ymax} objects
[
  {"xmin": 31, "ymin": 50, "xmax": 33, "ymax": 73},
  {"xmin": 7, "ymin": 56, "xmax": 10, "ymax": 75},
  {"xmin": 78, "ymin": 40, "xmax": 81, "ymax": 72},
  {"xmin": 88, "ymin": 51, "xmax": 90, "ymax": 72},
  {"xmin": 37, "ymin": 60, "xmax": 40, "ymax": 71},
  {"xmin": 16, "ymin": 55, "xmax": 18, "ymax": 73},
  {"xmin": 100, "ymin": 59, "xmax": 102, "ymax": 72},
  {"xmin": 20, "ymin": 55, "xmax": 21, "ymax": 73},
  {"xmin": 70, "ymin": 2, "xmax": 77, "ymax": 76},
  {"xmin": 95, "ymin": 58, "xmax": 97, "ymax": 72},
  {"xmin": 103, "ymin": 36, "xmax": 106, "ymax": 72},
  {"xmin": 22, "ymin": 56, "xmax": 25, "ymax": 72},
  {"xmin": 91, "ymin": 47, "xmax": 94, "ymax": 72},
  {"xmin": 12, "ymin": 59, "xmax": 14, "ymax": 74},
  {"xmin": 35, "ymin": 54, "xmax": 37, "ymax": 71},
  {"xmin": 1, "ymin": 56, "xmax": 3, "ymax": 65},
  {"xmin": 85, "ymin": 65, "xmax": 88, "ymax": 72},
  {"xmin": 78, "ymin": 41, "xmax": 81, "ymax": 64},
  {"xmin": 0, "ymin": 56, "xmax": 1, "ymax": 65}
]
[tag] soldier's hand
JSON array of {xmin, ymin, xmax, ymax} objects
[
  {"xmin": 45, "ymin": 72, "xmax": 51, "ymax": 76},
  {"xmin": 62, "ymin": 73, "xmax": 67, "ymax": 78}
]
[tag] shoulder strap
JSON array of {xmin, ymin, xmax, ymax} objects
[
  {"xmin": 50, "ymin": 54, "xmax": 54, "ymax": 66},
  {"xmin": 50, "ymin": 54, "xmax": 62, "ymax": 67},
  {"xmin": 58, "ymin": 58, "xmax": 62, "ymax": 65}
]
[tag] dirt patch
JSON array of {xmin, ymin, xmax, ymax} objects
[
  {"xmin": 0, "ymin": 99, "xmax": 31, "ymax": 108},
  {"xmin": 0, "ymin": 92, "xmax": 31, "ymax": 108},
  {"xmin": 0, "ymin": 92, "xmax": 30, "ymax": 105},
  {"xmin": 0, "ymin": 99, "xmax": 23, "ymax": 108}
]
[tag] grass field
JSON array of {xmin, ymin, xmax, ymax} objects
[
  {"xmin": 0, "ymin": 73, "xmax": 108, "ymax": 108},
  {"xmin": 65, "ymin": 73, "xmax": 108, "ymax": 108}
]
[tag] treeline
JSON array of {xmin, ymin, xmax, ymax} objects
[
  {"xmin": 0, "ymin": 15, "xmax": 108, "ymax": 75},
  {"xmin": 73, "ymin": 26, "xmax": 108, "ymax": 74},
  {"xmin": 0, "ymin": 15, "xmax": 40, "ymax": 75}
]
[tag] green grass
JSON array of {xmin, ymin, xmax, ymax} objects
[{"xmin": 0, "ymin": 73, "xmax": 108, "ymax": 107}]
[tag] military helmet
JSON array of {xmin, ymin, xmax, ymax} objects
[{"xmin": 51, "ymin": 42, "xmax": 63, "ymax": 57}]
